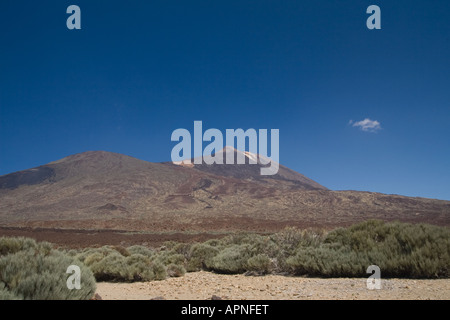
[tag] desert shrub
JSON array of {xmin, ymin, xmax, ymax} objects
[
  {"xmin": 236, "ymin": 234, "xmax": 279, "ymax": 257},
  {"xmin": 286, "ymin": 246, "xmax": 368, "ymax": 277},
  {"xmin": 161, "ymin": 241, "xmax": 179, "ymax": 251},
  {"xmin": 9, "ymin": 221, "xmax": 443, "ymax": 285},
  {"xmin": 0, "ymin": 239, "xmax": 96, "ymax": 300},
  {"xmin": 75, "ymin": 246, "xmax": 116, "ymax": 263},
  {"xmin": 211, "ymin": 244, "xmax": 252, "ymax": 274},
  {"xmin": 170, "ymin": 242, "xmax": 192, "ymax": 257},
  {"xmin": 0, "ymin": 237, "xmax": 52, "ymax": 256},
  {"xmin": 247, "ymin": 254, "xmax": 272, "ymax": 274},
  {"xmin": 167, "ymin": 263, "xmax": 186, "ymax": 277},
  {"xmin": 157, "ymin": 252, "xmax": 185, "ymax": 266},
  {"xmin": 186, "ymin": 243, "xmax": 220, "ymax": 272},
  {"xmin": 86, "ymin": 251, "xmax": 130, "ymax": 282},
  {"xmin": 0, "ymin": 287, "xmax": 21, "ymax": 300},
  {"xmin": 258, "ymin": 239, "xmax": 280, "ymax": 258},
  {"xmin": 127, "ymin": 245, "xmax": 155, "ymax": 258},
  {"xmin": 270, "ymin": 227, "xmax": 304, "ymax": 254},
  {"xmin": 0, "ymin": 237, "xmax": 34, "ymax": 256},
  {"xmin": 203, "ymin": 238, "xmax": 224, "ymax": 247},
  {"xmin": 220, "ymin": 233, "xmax": 261, "ymax": 247},
  {"xmin": 64, "ymin": 249, "xmax": 79, "ymax": 257},
  {"xmin": 152, "ymin": 260, "xmax": 167, "ymax": 280},
  {"xmin": 74, "ymin": 248, "xmax": 94, "ymax": 262},
  {"xmin": 82, "ymin": 250, "xmax": 168, "ymax": 282},
  {"xmin": 112, "ymin": 245, "xmax": 130, "ymax": 257},
  {"xmin": 84, "ymin": 252, "xmax": 105, "ymax": 266},
  {"xmin": 285, "ymin": 220, "xmax": 450, "ymax": 278},
  {"xmin": 125, "ymin": 254, "xmax": 158, "ymax": 281},
  {"xmin": 73, "ymin": 243, "xmax": 175, "ymax": 282},
  {"xmin": 271, "ymin": 227, "xmax": 326, "ymax": 251}
]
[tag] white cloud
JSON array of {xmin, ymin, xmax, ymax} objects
[{"xmin": 351, "ymin": 118, "xmax": 381, "ymax": 133}]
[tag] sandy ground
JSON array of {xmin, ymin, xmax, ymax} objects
[{"xmin": 96, "ymin": 271, "xmax": 450, "ymax": 300}]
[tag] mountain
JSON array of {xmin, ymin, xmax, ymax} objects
[{"xmin": 0, "ymin": 150, "xmax": 449, "ymax": 234}]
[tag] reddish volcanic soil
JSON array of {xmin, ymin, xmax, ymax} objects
[{"xmin": 0, "ymin": 226, "xmax": 234, "ymax": 248}]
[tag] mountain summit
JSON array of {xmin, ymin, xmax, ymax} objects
[{"xmin": 173, "ymin": 146, "xmax": 327, "ymax": 190}]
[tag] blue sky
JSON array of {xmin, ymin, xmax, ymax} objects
[{"xmin": 1, "ymin": 1, "xmax": 449, "ymax": 200}]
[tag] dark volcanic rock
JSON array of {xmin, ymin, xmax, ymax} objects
[{"xmin": 0, "ymin": 166, "xmax": 55, "ymax": 189}]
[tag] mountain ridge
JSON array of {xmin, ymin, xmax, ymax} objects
[{"xmin": 0, "ymin": 150, "xmax": 448, "ymax": 232}]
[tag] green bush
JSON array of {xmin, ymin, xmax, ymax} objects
[
  {"xmin": 151, "ymin": 260, "xmax": 167, "ymax": 280},
  {"xmin": 112, "ymin": 245, "xmax": 130, "ymax": 257},
  {"xmin": 157, "ymin": 252, "xmax": 185, "ymax": 266},
  {"xmin": 81, "ymin": 250, "xmax": 166, "ymax": 282},
  {"xmin": 247, "ymin": 254, "xmax": 272, "ymax": 274},
  {"xmin": 170, "ymin": 242, "xmax": 192, "ymax": 256},
  {"xmin": 167, "ymin": 263, "xmax": 186, "ymax": 277},
  {"xmin": 211, "ymin": 244, "xmax": 252, "ymax": 274},
  {"xmin": 186, "ymin": 243, "xmax": 220, "ymax": 272},
  {"xmin": 203, "ymin": 238, "xmax": 223, "ymax": 247},
  {"xmin": 83, "ymin": 251, "xmax": 125, "ymax": 281},
  {"xmin": 0, "ymin": 287, "xmax": 20, "ymax": 300},
  {"xmin": 127, "ymin": 245, "xmax": 155, "ymax": 258},
  {"xmin": 84, "ymin": 252, "xmax": 105, "ymax": 266},
  {"xmin": 75, "ymin": 246, "xmax": 116, "ymax": 263},
  {"xmin": 286, "ymin": 246, "xmax": 368, "ymax": 277},
  {"xmin": 125, "ymin": 254, "xmax": 158, "ymax": 281},
  {"xmin": 0, "ymin": 239, "xmax": 96, "ymax": 300},
  {"xmin": 0, "ymin": 237, "xmax": 52, "ymax": 256}
]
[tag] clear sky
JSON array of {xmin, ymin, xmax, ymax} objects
[{"xmin": 1, "ymin": 1, "xmax": 449, "ymax": 200}]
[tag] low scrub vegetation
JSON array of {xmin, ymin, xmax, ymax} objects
[
  {"xmin": 74, "ymin": 220, "xmax": 449, "ymax": 280},
  {"xmin": 0, "ymin": 237, "xmax": 96, "ymax": 300},
  {"xmin": 1, "ymin": 220, "xmax": 448, "ymax": 299},
  {"xmin": 72, "ymin": 245, "xmax": 166, "ymax": 282}
]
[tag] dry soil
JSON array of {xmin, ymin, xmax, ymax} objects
[{"xmin": 96, "ymin": 271, "xmax": 450, "ymax": 300}]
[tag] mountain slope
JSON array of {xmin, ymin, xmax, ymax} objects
[{"xmin": 0, "ymin": 151, "xmax": 448, "ymax": 232}]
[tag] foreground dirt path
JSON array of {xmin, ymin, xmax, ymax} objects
[{"xmin": 96, "ymin": 271, "xmax": 450, "ymax": 300}]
